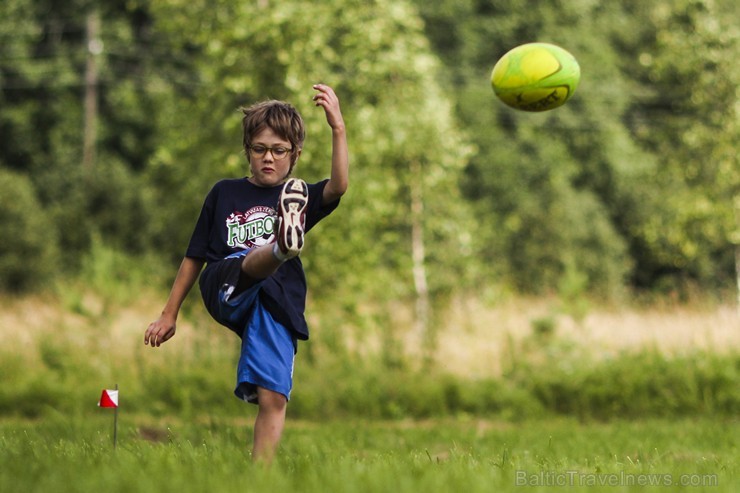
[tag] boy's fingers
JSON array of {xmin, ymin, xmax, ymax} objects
[
  {"xmin": 313, "ymin": 83, "xmax": 336, "ymax": 96},
  {"xmin": 144, "ymin": 322, "xmax": 165, "ymax": 346}
]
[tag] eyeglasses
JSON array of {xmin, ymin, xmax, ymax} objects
[{"xmin": 248, "ymin": 145, "xmax": 293, "ymax": 159}]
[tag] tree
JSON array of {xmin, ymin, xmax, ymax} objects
[
  {"xmin": 0, "ymin": 169, "xmax": 58, "ymax": 291},
  {"xmin": 415, "ymin": 0, "xmax": 633, "ymax": 297},
  {"xmin": 0, "ymin": 0, "xmax": 182, "ymax": 271},
  {"xmin": 615, "ymin": 0, "xmax": 739, "ymax": 294}
]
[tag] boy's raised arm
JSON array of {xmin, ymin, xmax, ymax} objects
[{"xmin": 312, "ymin": 84, "xmax": 348, "ymax": 205}]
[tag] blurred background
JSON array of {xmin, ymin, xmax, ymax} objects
[{"xmin": 0, "ymin": 0, "xmax": 738, "ymax": 420}]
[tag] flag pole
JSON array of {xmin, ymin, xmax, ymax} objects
[{"xmin": 113, "ymin": 383, "xmax": 118, "ymax": 449}]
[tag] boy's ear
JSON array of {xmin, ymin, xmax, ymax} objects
[{"xmin": 291, "ymin": 148, "xmax": 302, "ymax": 164}]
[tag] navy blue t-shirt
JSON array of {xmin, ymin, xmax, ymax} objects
[{"xmin": 186, "ymin": 178, "xmax": 338, "ymax": 339}]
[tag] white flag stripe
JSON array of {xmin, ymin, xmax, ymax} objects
[{"xmin": 106, "ymin": 390, "xmax": 119, "ymax": 406}]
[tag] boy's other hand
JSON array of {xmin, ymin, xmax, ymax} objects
[{"xmin": 144, "ymin": 315, "xmax": 176, "ymax": 347}]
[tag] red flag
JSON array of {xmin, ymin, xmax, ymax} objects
[{"xmin": 98, "ymin": 389, "xmax": 119, "ymax": 408}]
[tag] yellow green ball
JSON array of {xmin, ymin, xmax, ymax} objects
[{"xmin": 491, "ymin": 43, "xmax": 581, "ymax": 112}]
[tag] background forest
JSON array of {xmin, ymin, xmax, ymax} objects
[
  {"xmin": 0, "ymin": 0, "xmax": 739, "ymax": 444},
  {"xmin": 1, "ymin": 0, "xmax": 738, "ymax": 318}
]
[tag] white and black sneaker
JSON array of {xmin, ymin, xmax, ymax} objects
[{"xmin": 273, "ymin": 178, "xmax": 308, "ymax": 261}]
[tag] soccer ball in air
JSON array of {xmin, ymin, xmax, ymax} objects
[{"xmin": 491, "ymin": 42, "xmax": 580, "ymax": 112}]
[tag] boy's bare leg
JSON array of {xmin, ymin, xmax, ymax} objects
[
  {"xmin": 240, "ymin": 245, "xmax": 282, "ymax": 282},
  {"xmin": 252, "ymin": 386, "xmax": 288, "ymax": 464}
]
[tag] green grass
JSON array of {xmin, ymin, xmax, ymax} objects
[
  {"xmin": 2, "ymin": 290, "xmax": 737, "ymax": 491},
  {"xmin": 0, "ymin": 416, "xmax": 736, "ymax": 492}
]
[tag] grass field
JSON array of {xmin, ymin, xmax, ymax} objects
[
  {"xmin": 1, "ymin": 415, "xmax": 736, "ymax": 492},
  {"xmin": 1, "ymin": 291, "xmax": 738, "ymax": 491}
]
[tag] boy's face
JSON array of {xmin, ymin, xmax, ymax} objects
[{"xmin": 247, "ymin": 127, "xmax": 300, "ymax": 187}]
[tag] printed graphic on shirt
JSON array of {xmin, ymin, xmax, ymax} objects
[{"xmin": 226, "ymin": 206, "xmax": 276, "ymax": 249}]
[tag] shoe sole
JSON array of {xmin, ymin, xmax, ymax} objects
[{"xmin": 277, "ymin": 179, "xmax": 308, "ymax": 258}]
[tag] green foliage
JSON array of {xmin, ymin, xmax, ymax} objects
[
  {"xmin": 0, "ymin": 169, "xmax": 58, "ymax": 292},
  {"xmin": 1, "ymin": 0, "xmax": 737, "ymax": 301},
  {"xmin": 0, "ymin": 344, "xmax": 91, "ymax": 418},
  {"xmin": 414, "ymin": 0, "xmax": 738, "ymax": 295},
  {"xmin": 614, "ymin": 0, "xmax": 740, "ymax": 291},
  {"xmin": 293, "ymin": 340, "xmax": 740, "ymax": 420},
  {"xmin": 58, "ymin": 234, "xmax": 169, "ymax": 316},
  {"xmin": 415, "ymin": 0, "xmax": 639, "ymax": 295},
  {"xmin": 0, "ymin": 0, "xmax": 176, "ymax": 273},
  {"xmin": 518, "ymin": 350, "xmax": 740, "ymax": 419},
  {"xmin": 1, "ymin": 322, "xmax": 736, "ymax": 421}
]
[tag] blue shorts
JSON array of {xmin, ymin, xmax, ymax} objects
[{"xmin": 199, "ymin": 250, "xmax": 297, "ymax": 404}]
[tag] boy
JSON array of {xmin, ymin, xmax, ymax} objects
[{"xmin": 144, "ymin": 84, "xmax": 348, "ymax": 463}]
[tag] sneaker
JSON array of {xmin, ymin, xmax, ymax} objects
[{"xmin": 274, "ymin": 178, "xmax": 308, "ymax": 260}]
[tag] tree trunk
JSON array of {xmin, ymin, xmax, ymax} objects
[
  {"xmin": 735, "ymin": 197, "xmax": 740, "ymax": 313},
  {"xmin": 83, "ymin": 10, "xmax": 100, "ymax": 170},
  {"xmin": 409, "ymin": 159, "xmax": 430, "ymax": 344}
]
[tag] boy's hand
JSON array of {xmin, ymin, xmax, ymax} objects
[
  {"xmin": 144, "ymin": 315, "xmax": 176, "ymax": 347},
  {"xmin": 312, "ymin": 84, "xmax": 345, "ymax": 131}
]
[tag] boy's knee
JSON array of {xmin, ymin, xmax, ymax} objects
[{"xmin": 257, "ymin": 387, "xmax": 287, "ymax": 411}]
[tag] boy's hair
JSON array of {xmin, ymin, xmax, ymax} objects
[{"xmin": 240, "ymin": 100, "xmax": 306, "ymax": 168}]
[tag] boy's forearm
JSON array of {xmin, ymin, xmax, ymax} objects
[
  {"xmin": 328, "ymin": 126, "xmax": 349, "ymax": 198},
  {"xmin": 161, "ymin": 256, "xmax": 204, "ymax": 318}
]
